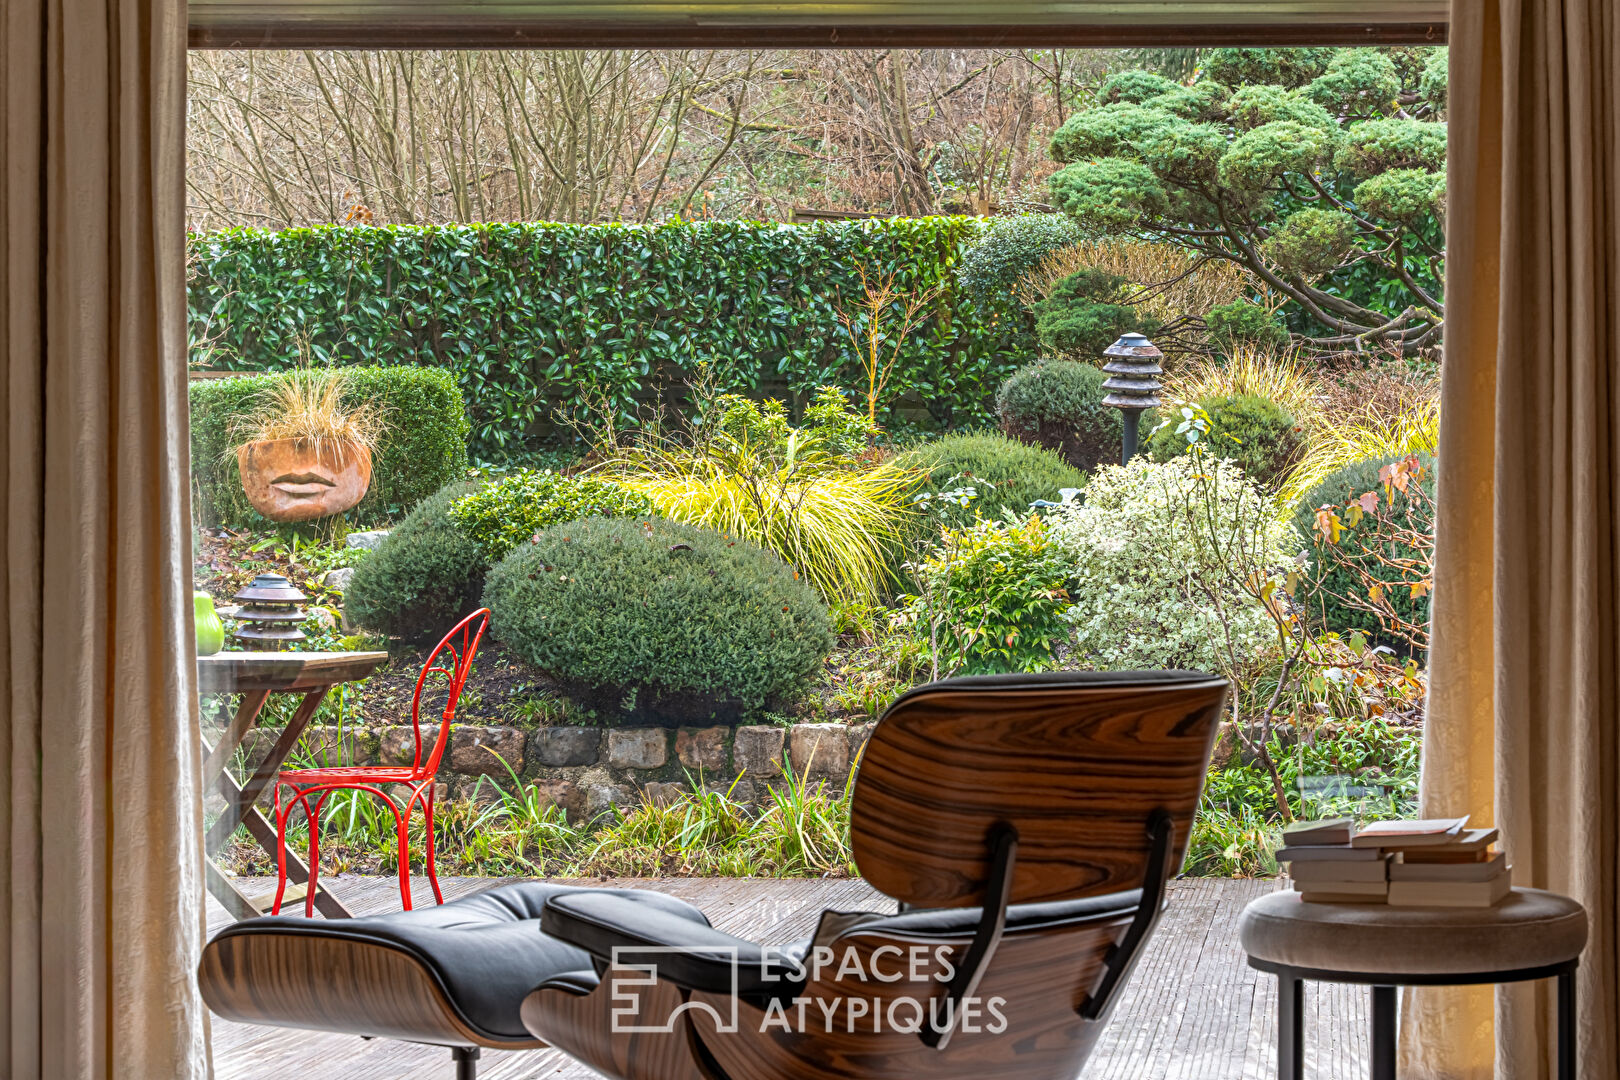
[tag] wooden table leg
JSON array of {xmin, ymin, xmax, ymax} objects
[
  {"xmin": 203, "ymin": 686, "xmax": 353, "ymax": 920},
  {"xmin": 205, "ymin": 859, "xmax": 264, "ymax": 921},
  {"xmin": 202, "ymin": 688, "xmax": 270, "ymax": 781},
  {"xmin": 205, "ymin": 689, "xmax": 328, "ymax": 856}
]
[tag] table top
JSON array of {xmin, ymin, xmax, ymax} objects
[{"xmin": 197, "ymin": 650, "xmax": 390, "ymax": 693}]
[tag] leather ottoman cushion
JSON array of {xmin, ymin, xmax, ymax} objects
[
  {"xmin": 1238, "ymin": 887, "xmax": 1587, "ymax": 976},
  {"xmin": 207, "ymin": 882, "xmax": 712, "ymax": 1040}
]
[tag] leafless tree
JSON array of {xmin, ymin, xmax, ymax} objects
[{"xmin": 186, "ymin": 48, "xmax": 1126, "ymax": 228}]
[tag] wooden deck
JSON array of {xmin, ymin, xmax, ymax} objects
[{"xmin": 207, "ymin": 875, "xmax": 1371, "ymax": 1079}]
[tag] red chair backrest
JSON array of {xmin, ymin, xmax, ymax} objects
[{"xmin": 408, "ymin": 608, "xmax": 491, "ymax": 778}]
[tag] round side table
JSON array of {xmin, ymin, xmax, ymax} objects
[{"xmin": 1238, "ymin": 888, "xmax": 1586, "ymax": 1080}]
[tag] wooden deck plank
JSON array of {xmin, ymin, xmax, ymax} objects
[{"xmin": 206, "ymin": 875, "xmax": 1357, "ymax": 1080}]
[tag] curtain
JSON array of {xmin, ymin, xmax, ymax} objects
[
  {"xmin": 1409, "ymin": 1, "xmax": 1620, "ymax": 1078},
  {"xmin": 0, "ymin": 0, "xmax": 209, "ymax": 1076}
]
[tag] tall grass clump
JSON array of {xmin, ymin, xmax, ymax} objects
[
  {"xmin": 1281, "ymin": 397, "xmax": 1439, "ymax": 505},
  {"xmin": 1017, "ymin": 238, "xmax": 1252, "ymax": 321},
  {"xmin": 1164, "ymin": 345, "xmax": 1326, "ymax": 429},
  {"xmin": 612, "ymin": 436, "xmax": 918, "ymax": 605}
]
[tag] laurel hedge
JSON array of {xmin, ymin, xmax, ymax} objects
[{"xmin": 187, "ymin": 218, "xmax": 1032, "ymax": 464}]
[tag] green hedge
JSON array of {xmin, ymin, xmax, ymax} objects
[
  {"xmin": 190, "ymin": 365, "xmax": 469, "ymax": 528},
  {"xmin": 187, "ymin": 219, "xmax": 1032, "ymax": 463}
]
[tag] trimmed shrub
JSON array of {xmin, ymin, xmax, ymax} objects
[
  {"xmin": 957, "ymin": 214, "xmax": 1085, "ymax": 307},
  {"xmin": 190, "ymin": 365, "xmax": 469, "ymax": 529},
  {"xmin": 995, "ymin": 359, "xmax": 1125, "ymax": 472},
  {"xmin": 344, "ymin": 481, "xmax": 486, "ymax": 643},
  {"xmin": 900, "ymin": 432, "xmax": 1087, "ymax": 532},
  {"xmin": 448, "ymin": 471, "xmax": 653, "ymax": 563},
  {"xmin": 1148, "ymin": 394, "xmax": 1305, "ymax": 489},
  {"xmin": 1292, "ymin": 454, "xmax": 1435, "ymax": 651},
  {"xmin": 1205, "ymin": 300, "xmax": 1290, "ymax": 352},
  {"xmin": 484, "ymin": 517, "xmax": 834, "ymax": 725},
  {"xmin": 1032, "ymin": 269, "xmax": 1156, "ymax": 358}
]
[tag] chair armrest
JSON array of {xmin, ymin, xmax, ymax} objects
[{"xmin": 541, "ymin": 891, "xmax": 801, "ymax": 996}]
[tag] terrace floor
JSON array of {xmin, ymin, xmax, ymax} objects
[{"xmin": 207, "ymin": 875, "xmax": 1372, "ymax": 1080}]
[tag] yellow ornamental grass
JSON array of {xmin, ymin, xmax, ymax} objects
[
  {"xmin": 1280, "ymin": 397, "xmax": 1440, "ymax": 506},
  {"xmin": 612, "ymin": 437, "xmax": 919, "ymax": 606},
  {"xmin": 1164, "ymin": 344, "xmax": 1327, "ymax": 430}
]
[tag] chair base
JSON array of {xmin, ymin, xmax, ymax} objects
[{"xmin": 452, "ymin": 1045, "xmax": 480, "ymax": 1080}]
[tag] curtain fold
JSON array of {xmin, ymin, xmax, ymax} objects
[
  {"xmin": 1410, "ymin": 2, "xmax": 1620, "ymax": 1078},
  {"xmin": 0, "ymin": 0, "xmax": 210, "ymax": 1076}
]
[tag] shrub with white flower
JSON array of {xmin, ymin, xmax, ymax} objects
[{"xmin": 1048, "ymin": 454, "xmax": 1298, "ymax": 677}]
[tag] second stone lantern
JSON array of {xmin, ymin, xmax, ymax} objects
[{"xmin": 1100, "ymin": 332, "xmax": 1164, "ymax": 464}]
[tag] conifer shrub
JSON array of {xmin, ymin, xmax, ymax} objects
[
  {"xmin": 1148, "ymin": 393, "xmax": 1304, "ymax": 489},
  {"xmin": 995, "ymin": 359, "xmax": 1125, "ymax": 472},
  {"xmin": 899, "ymin": 432, "xmax": 1088, "ymax": 532},
  {"xmin": 344, "ymin": 481, "xmax": 486, "ymax": 643}
]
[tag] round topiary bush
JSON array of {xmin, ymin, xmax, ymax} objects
[
  {"xmin": 1292, "ymin": 453, "xmax": 1435, "ymax": 652},
  {"xmin": 995, "ymin": 359, "xmax": 1127, "ymax": 472},
  {"xmin": 900, "ymin": 431, "xmax": 1088, "ymax": 532},
  {"xmin": 484, "ymin": 517, "xmax": 834, "ymax": 725},
  {"xmin": 1148, "ymin": 393, "xmax": 1305, "ymax": 489},
  {"xmin": 1032, "ymin": 268, "xmax": 1156, "ymax": 358},
  {"xmin": 957, "ymin": 213, "xmax": 1085, "ymax": 307},
  {"xmin": 447, "ymin": 469, "xmax": 652, "ymax": 562},
  {"xmin": 1205, "ymin": 300, "xmax": 1290, "ymax": 353},
  {"xmin": 344, "ymin": 480, "xmax": 487, "ymax": 643}
]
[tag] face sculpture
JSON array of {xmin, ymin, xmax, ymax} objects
[{"xmin": 237, "ymin": 438, "xmax": 373, "ymax": 523}]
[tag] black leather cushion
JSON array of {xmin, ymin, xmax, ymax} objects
[
  {"xmin": 541, "ymin": 891, "xmax": 808, "ymax": 996},
  {"xmin": 850, "ymin": 889, "xmax": 1143, "ymax": 938},
  {"xmin": 210, "ymin": 883, "xmax": 710, "ymax": 1041},
  {"xmin": 538, "ymin": 889, "xmax": 1143, "ymax": 1002}
]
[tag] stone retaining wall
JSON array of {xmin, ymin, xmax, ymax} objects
[{"xmin": 241, "ymin": 721, "xmax": 874, "ymax": 821}]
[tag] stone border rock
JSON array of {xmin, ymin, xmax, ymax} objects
[{"xmin": 232, "ymin": 721, "xmax": 875, "ymax": 823}]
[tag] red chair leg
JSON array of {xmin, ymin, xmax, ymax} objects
[
  {"xmin": 300, "ymin": 792, "xmax": 321, "ymax": 918},
  {"xmin": 422, "ymin": 784, "xmax": 445, "ymax": 905},
  {"xmin": 271, "ymin": 784, "xmax": 292, "ymax": 916},
  {"xmin": 394, "ymin": 793, "xmax": 414, "ymax": 911}
]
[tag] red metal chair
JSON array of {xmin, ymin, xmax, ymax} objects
[{"xmin": 270, "ymin": 608, "xmax": 491, "ymax": 917}]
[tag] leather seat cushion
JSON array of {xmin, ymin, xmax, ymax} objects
[
  {"xmin": 1239, "ymin": 888, "xmax": 1587, "ymax": 976},
  {"xmin": 541, "ymin": 890, "xmax": 809, "ymax": 996},
  {"xmin": 210, "ymin": 882, "xmax": 711, "ymax": 1040}
]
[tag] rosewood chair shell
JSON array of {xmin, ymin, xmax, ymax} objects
[{"xmin": 520, "ymin": 670, "xmax": 1228, "ymax": 1080}]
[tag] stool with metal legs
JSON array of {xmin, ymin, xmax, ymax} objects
[{"xmin": 1239, "ymin": 889, "xmax": 1585, "ymax": 1079}]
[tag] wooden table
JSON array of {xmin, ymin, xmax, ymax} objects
[{"xmin": 199, "ymin": 650, "xmax": 389, "ymax": 921}]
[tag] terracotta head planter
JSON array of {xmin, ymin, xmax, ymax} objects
[{"xmin": 237, "ymin": 438, "xmax": 373, "ymax": 523}]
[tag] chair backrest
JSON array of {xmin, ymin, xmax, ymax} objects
[
  {"xmin": 409, "ymin": 608, "xmax": 491, "ymax": 778},
  {"xmin": 849, "ymin": 670, "xmax": 1227, "ymax": 908}
]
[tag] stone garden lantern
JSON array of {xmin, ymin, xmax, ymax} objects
[
  {"xmin": 231, "ymin": 573, "xmax": 309, "ymax": 650},
  {"xmin": 1101, "ymin": 332, "xmax": 1164, "ymax": 464}
]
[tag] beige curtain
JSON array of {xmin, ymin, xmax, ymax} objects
[
  {"xmin": 0, "ymin": 0, "xmax": 210, "ymax": 1076},
  {"xmin": 1410, "ymin": 1, "xmax": 1620, "ymax": 1078}
]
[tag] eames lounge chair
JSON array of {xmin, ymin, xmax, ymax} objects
[{"xmin": 198, "ymin": 670, "xmax": 1227, "ymax": 1080}]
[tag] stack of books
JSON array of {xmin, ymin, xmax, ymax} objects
[{"xmin": 1278, "ymin": 817, "xmax": 1511, "ymax": 907}]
